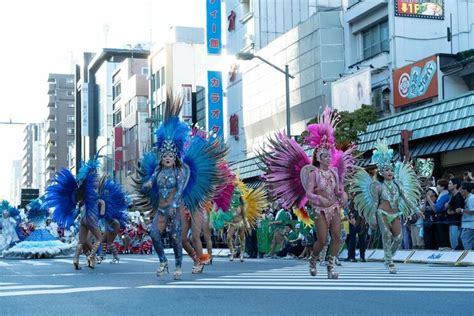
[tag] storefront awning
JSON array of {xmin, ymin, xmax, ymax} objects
[
  {"xmin": 357, "ymin": 92, "xmax": 474, "ymax": 152},
  {"xmin": 410, "ymin": 131, "xmax": 474, "ymax": 157}
]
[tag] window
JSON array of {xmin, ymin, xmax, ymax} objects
[
  {"xmin": 67, "ymin": 128, "xmax": 75, "ymax": 135},
  {"xmin": 67, "ymin": 115, "xmax": 75, "ymax": 122},
  {"xmin": 114, "ymin": 110, "xmax": 122, "ymax": 126},
  {"xmin": 113, "ymin": 82, "xmax": 122, "ymax": 100},
  {"xmin": 141, "ymin": 67, "xmax": 149, "ymax": 75},
  {"xmin": 362, "ymin": 20, "xmax": 389, "ymax": 59},
  {"xmin": 66, "ymin": 78, "xmax": 75, "ymax": 85},
  {"xmin": 160, "ymin": 67, "xmax": 165, "ymax": 87},
  {"xmin": 67, "ymin": 141, "xmax": 74, "ymax": 148},
  {"xmin": 67, "ymin": 103, "xmax": 75, "ymax": 108},
  {"xmin": 67, "ymin": 91, "xmax": 74, "ymax": 96}
]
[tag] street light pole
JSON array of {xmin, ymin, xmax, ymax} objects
[
  {"xmin": 236, "ymin": 52, "xmax": 295, "ymax": 138},
  {"xmin": 285, "ymin": 64, "xmax": 291, "ymax": 137}
]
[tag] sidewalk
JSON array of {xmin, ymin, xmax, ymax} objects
[{"xmin": 163, "ymin": 248, "xmax": 474, "ymax": 265}]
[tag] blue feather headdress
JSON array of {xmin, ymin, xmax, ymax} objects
[
  {"xmin": 371, "ymin": 138, "xmax": 395, "ymax": 174},
  {"xmin": 26, "ymin": 197, "xmax": 49, "ymax": 225},
  {"xmin": 154, "ymin": 93, "xmax": 190, "ymax": 160}
]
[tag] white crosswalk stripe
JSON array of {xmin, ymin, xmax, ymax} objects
[
  {"xmin": 139, "ymin": 264, "xmax": 474, "ymax": 292},
  {"xmin": 0, "ymin": 282, "xmax": 128, "ymax": 297}
]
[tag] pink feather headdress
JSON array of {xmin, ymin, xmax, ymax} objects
[{"xmin": 305, "ymin": 107, "xmax": 339, "ymax": 160}]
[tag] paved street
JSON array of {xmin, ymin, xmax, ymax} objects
[{"xmin": 1, "ymin": 254, "xmax": 473, "ymax": 315}]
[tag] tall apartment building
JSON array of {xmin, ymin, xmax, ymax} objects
[
  {"xmin": 10, "ymin": 160, "xmax": 22, "ymax": 206},
  {"xmin": 22, "ymin": 123, "xmax": 44, "ymax": 188},
  {"xmin": 112, "ymin": 57, "xmax": 150, "ymax": 191},
  {"xmin": 75, "ymin": 48, "xmax": 149, "ymax": 177},
  {"xmin": 45, "ymin": 73, "xmax": 76, "ymax": 185}
]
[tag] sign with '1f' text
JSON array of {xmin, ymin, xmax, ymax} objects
[
  {"xmin": 395, "ymin": 0, "xmax": 444, "ymax": 20},
  {"xmin": 393, "ymin": 55, "xmax": 438, "ymax": 108},
  {"xmin": 207, "ymin": 71, "xmax": 223, "ymax": 137}
]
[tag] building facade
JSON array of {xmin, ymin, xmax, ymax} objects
[
  {"xmin": 224, "ymin": 3, "xmax": 345, "ymax": 165},
  {"xmin": 75, "ymin": 48, "xmax": 149, "ymax": 178},
  {"xmin": 342, "ymin": 0, "xmax": 474, "ymax": 176},
  {"xmin": 10, "ymin": 160, "xmax": 22, "ymax": 206},
  {"xmin": 22, "ymin": 123, "xmax": 45, "ymax": 189},
  {"xmin": 45, "ymin": 73, "xmax": 75, "ymax": 185},
  {"xmin": 112, "ymin": 58, "xmax": 150, "ymax": 191}
]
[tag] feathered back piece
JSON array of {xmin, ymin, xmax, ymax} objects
[
  {"xmin": 154, "ymin": 93, "xmax": 190, "ymax": 159},
  {"xmin": 183, "ymin": 135, "xmax": 229, "ymax": 212},
  {"xmin": 371, "ymin": 138, "xmax": 395, "ymax": 174},
  {"xmin": 131, "ymin": 151, "xmax": 159, "ymax": 220},
  {"xmin": 26, "ymin": 197, "xmax": 49, "ymax": 226},
  {"xmin": 213, "ymin": 162, "xmax": 236, "ymax": 212},
  {"xmin": 241, "ymin": 185, "xmax": 268, "ymax": 234},
  {"xmin": 305, "ymin": 107, "xmax": 339, "ymax": 159},
  {"xmin": 258, "ymin": 132, "xmax": 311, "ymax": 210},
  {"xmin": 98, "ymin": 177, "xmax": 129, "ymax": 228},
  {"xmin": 45, "ymin": 157, "xmax": 100, "ymax": 229},
  {"xmin": 331, "ymin": 146, "xmax": 356, "ymax": 184}
]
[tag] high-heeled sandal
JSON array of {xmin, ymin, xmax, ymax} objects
[
  {"xmin": 387, "ymin": 262, "xmax": 397, "ymax": 274},
  {"xmin": 192, "ymin": 261, "xmax": 204, "ymax": 274},
  {"xmin": 240, "ymin": 252, "xmax": 244, "ymax": 262},
  {"xmin": 73, "ymin": 243, "xmax": 82, "ymax": 270},
  {"xmin": 174, "ymin": 267, "xmax": 182, "ymax": 280},
  {"xmin": 327, "ymin": 256, "xmax": 339, "ymax": 279},
  {"xmin": 156, "ymin": 262, "xmax": 169, "ymax": 277},
  {"xmin": 309, "ymin": 256, "xmax": 317, "ymax": 276}
]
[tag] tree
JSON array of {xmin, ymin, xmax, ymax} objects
[{"xmin": 300, "ymin": 105, "xmax": 378, "ymax": 147}]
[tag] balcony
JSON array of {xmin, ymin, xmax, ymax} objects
[
  {"xmin": 46, "ymin": 145, "xmax": 56, "ymax": 158},
  {"xmin": 45, "ymin": 159, "xmax": 57, "ymax": 171},
  {"xmin": 48, "ymin": 95, "xmax": 56, "ymax": 107},
  {"xmin": 47, "ymin": 83, "xmax": 56, "ymax": 95},
  {"xmin": 45, "ymin": 120, "xmax": 57, "ymax": 133},
  {"xmin": 45, "ymin": 132, "xmax": 57, "ymax": 143}
]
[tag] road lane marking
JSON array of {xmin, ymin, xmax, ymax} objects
[{"xmin": 0, "ymin": 286, "xmax": 128, "ymax": 297}]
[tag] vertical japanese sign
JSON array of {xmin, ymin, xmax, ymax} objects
[
  {"xmin": 181, "ymin": 84, "xmax": 192, "ymax": 123},
  {"xmin": 81, "ymin": 82, "xmax": 89, "ymax": 136},
  {"xmin": 207, "ymin": 71, "xmax": 223, "ymax": 137},
  {"xmin": 114, "ymin": 127, "xmax": 123, "ymax": 171},
  {"xmin": 206, "ymin": 0, "xmax": 222, "ymax": 55}
]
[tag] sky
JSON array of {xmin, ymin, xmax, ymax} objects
[{"xmin": 0, "ymin": 0, "xmax": 205, "ymax": 200}]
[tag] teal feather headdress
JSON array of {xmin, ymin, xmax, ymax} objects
[
  {"xmin": 154, "ymin": 93, "xmax": 190, "ymax": 160},
  {"xmin": 371, "ymin": 138, "xmax": 395, "ymax": 174}
]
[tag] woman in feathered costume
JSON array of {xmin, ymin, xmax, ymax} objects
[
  {"xmin": 3, "ymin": 197, "xmax": 75, "ymax": 259},
  {"xmin": 96, "ymin": 175, "xmax": 130, "ymax": 264},
  {"xmin": 259, "ymin": 108, "xmax": 354, "ymax": 279},
  {"xmin": 222, "ymin": 179, "xmax": 267, "ymax": 262},
  {"xmin": 132, "ymin": 94, "xmax": 227, "ymax": 280},
  {"xmin": 0, "ymin": 200, "xmax": 20, "ymax": 255},
  {"xmin": 350, "ymin": 139, "xmax": 422, "ymax": 273},
  {"xmin": 45, "ymin": 157, "xmax": 102, "ymax": 269}
]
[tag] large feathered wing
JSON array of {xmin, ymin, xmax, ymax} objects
[
  {"xmin": 212, "ymin": 162, "xmax": 236, "ymax": 212},
  {"xmin": 258, "ymin": 132, "xmax": 311, "ymax": 210},
  {"xmin": 350, "ymin": 169, "xmax": 379, "ymax": 227},
  {"xmin": 99, "ymin": 177, "xmax": 129, "ymax": 228},
  {"xmin": 395, "ymin": 161, "xmax": 421, "ymax": 217},
  {"xmin": 44, "ymin": 168, "xmax": 78, "ymax": 229},
  {"xmin": 131, "ymin": 151, "xmax": 159, "ymax": 220},
  {"xmin": 182, "ymin": 136, "xmax": 227, "ymax": 212},
  {"xmin": 242, "ymin": 185, "xmax": 268, "ymax": 234},
  {"xmin": 331, "ymin": 146, "xmax": 356, "ymax": 185}
]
